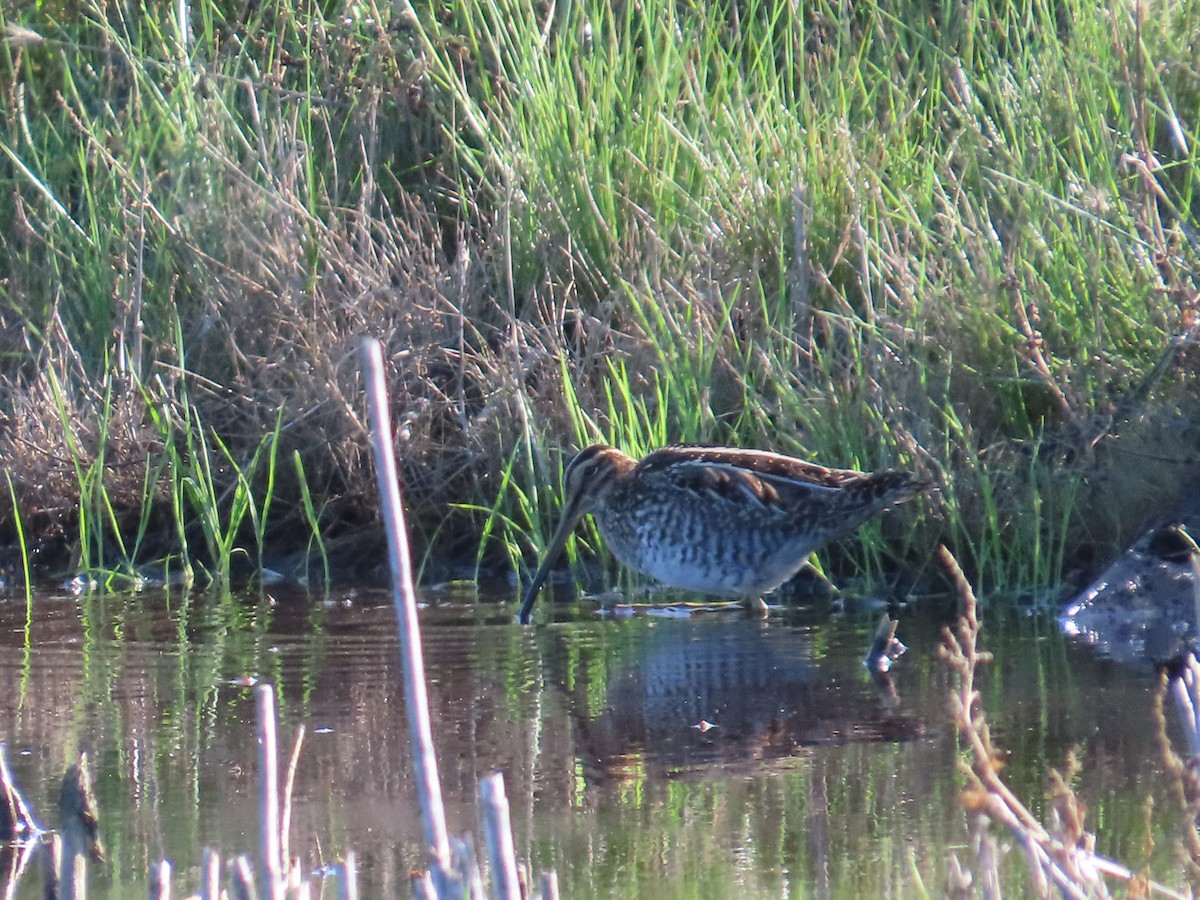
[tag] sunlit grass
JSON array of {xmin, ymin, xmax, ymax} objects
[{"xmin": 0, "ymin": 0, "xmax": 1195, "ymax": 594}]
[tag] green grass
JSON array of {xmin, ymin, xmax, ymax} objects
[{"xmin": 0, "ymin": 0, "xmax": 1196, "ymax": 594}]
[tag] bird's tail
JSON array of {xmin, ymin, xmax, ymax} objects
[
  {"xmin": 867, "ymin": 470, "xmax": 930, "ymax": 505},
  {"xmin": 839, "ymin": 470, "xmax": 930, "ymax": 523}
]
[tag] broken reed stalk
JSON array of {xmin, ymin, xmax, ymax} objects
[
  {"xmin": 454, "ymin": 838, "xmax": 485, "ymax": 898},
  {"xmin": 4, "ymin": 843, "xmax": 37, "ymax": 894},
  {"xmin": 411, "ymin": 872, "xmax": 436, "ymax": 899},
  {"xmin": 148, "ymin": 859, "xmax": 172, "ymax": 900},
  {"xmin": 538, "ymin": 871, "xmax": 560, "ymax": 900},
  {"xmin": 41, "ymin": 833, "xmax": 62, "ymax": 900},
  {"xmin": 1155, "ymin": 650, "xmax": 1200, "ymax": 888},
  {"xmin": 360, "ymin": 337, "xmax": 452, "ymax": 872},
  {"xmin": 143, "ymin": 693, "xmax": 351, "ymax": 900},
  {"xmin": 255, "ymin": 684, "xmax": 285, "ymax": 900},
  {"xmin": 479, "ymin": 774, "xmax": 520, "ymax": 900},
  {"xmin": 937, "ymin": 546, "xmax": 1187, "ymax": 900},
  {"xmin": 1191, "ymin": 533, "xmax": 1200, "ymax": 656},
  {"xmin": 229, "ymin": 855, "xmax": 257, "ymax": 900},
  {"xmin": 0, "ymin": 696, "xmax": 348, "ymax": 897},
  {"xmin": 280, "ymin": 725, "xmax": 306, "ymax": 870},
  {"xmin": 333, "ymin": 852, "xmax": 358, "ymax": 900},
  {"xmin": 0, "ymin": 742, "xmax": 38, "ymax": 839},
  {"xmin": 1148, "ymin": 533, "xmax": 1200, "ymax": 891},
  {"xmin": 1168, "ymin": 656, "xmax": 1200, "ymax": 760},
  {"xmin": 60, "ymin": 752, "xmax": 103, "ymax": 900},
  {"xmin": 200, "ymin": 847, "xmax": 221, "ymax": 900}
]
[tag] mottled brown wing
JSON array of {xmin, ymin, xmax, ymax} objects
[
  {"xmin": 648, "ymin": 456, "xmax": 851, "ymax": 519},
  {"xmin": 639, "ymin": 445, "xmax": 868, "ymax": 490}
]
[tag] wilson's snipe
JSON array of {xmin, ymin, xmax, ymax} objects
[{"xmin": 518, "ymin": 444, "xmax": 927, "ymax": 623}]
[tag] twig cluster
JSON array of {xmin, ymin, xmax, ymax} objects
[
  {"xmin": 936, "ymin": 546, "xmax": 1182, "ymax": 899},
  {"xmin": 0, "ymin": 717, "xmax": 354, "ymax": 900},
  {"xmin": 1151, "ymin": 533, "xmax": 1200, "ymax": 893},
  {"xmin": 1153, "ymin": 656, "xmax": 1200, "ymax": 890}
]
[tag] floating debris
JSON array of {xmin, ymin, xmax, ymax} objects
[
  {"xmin": 864, "ymin": 615, "xmax": 907, "ymax": 674},
  {"xmin": 61, "ymin": 575, "xmax": 97, "ymax": 596},
  {"xmin": 596, "ymin": 599, "xmax": 765, "ymax": 619}
]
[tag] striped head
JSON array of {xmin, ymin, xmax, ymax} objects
[
  {"xmin": 517, "ymin": 444, "xmax": 634, "ymax": 623},
  {"xmin": 559, "ymin": 444, "xmax": 633, "ymax": 513}
]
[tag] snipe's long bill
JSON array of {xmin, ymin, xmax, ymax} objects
[{"xmin": 517, "ymin": 444, "xmax": 928, "ymax": 624}]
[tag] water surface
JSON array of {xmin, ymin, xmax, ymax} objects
[{"xmin": 0, "ymin": 588, "xmax": 1184, "ymax": 897}]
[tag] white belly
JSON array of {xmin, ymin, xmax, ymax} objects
[
  {"xmin": 641, "ymin": 549, "xmax": 812, "ymax": 596},
  {"xmin": 599, "ymin": 516, "xmax": 813, "ymax": 597}
]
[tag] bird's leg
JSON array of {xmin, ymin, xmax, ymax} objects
[{"xmin": 743, "ymin": 596, "xmax": 770, "ymax": 617}]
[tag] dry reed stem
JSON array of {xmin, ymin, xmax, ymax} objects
[
  {"xmin": 255, "ymin": 685, "xmax": 284, "ymax": 900},
  {"xmin": 229, "ymin": 856, "xmax": 257, "ymax": 900},
  {"xmin": 40, "ymin": 832, "xmax": 62, "ymax": 900},
  {"xmin": 938, "ymin": 546, "xmax": 1185, "ymax": 899},
  {"xmin": 479, "ymin": 773, "xmax": 521, "ymax": 900},
  {"xmin": 538, "ymin": 870, "xmax": 560, "ymax": 900},
  {"xmin": 333, "ymin": 852, "xmax": 358, "ymax": 900},
  {"xmin": 200, "ymin": 847, "xmax": 221, "ymax": 900},
  {"xmin": 279, "ymin": 725, "xmax": 305, "ymax": 872},
  {"xmin": 1152, "ymin": 656, "xmax": 1200, "ymax": 889},
  {"xmin": 1004, "ymin": 256, "xmax": 1075, "ymax": 426},
  {"xmin": 361, "ymin": 337, "xmax": 453, "ymax": 878},
  {"xmin": 0, "ymin": 742, "xmax": 38, "ymax": 837},
  {"xmin": 148, "ymin": 858, "xmax": 171, "ymax": 900}
]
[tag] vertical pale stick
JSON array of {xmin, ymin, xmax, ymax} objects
[
  {"xmin": 279, "ymin": 725, "xmax": 306, "ymax": 872},
  {"xmin": 41, "ymin": 832, "xmax": 62, "ymax": 900},
  {"xmin": 539, "ymin": 870, "xmax": 561, "ymax": 900},
  {"xmin": 229, "ymin": 854, "xmax": 258, "ymax": 900},
  {"xmin": 360, "ymin": 337, "xmax": 451, "ymax": 871},
  {"xmin": 60, "ymin": 753, "xmax": 101, "ymax": 900},
  {"xmin": 148, "ymin": 859, "xmax": 172, "ymax": 900},
  {"xmin": 199, "ymin": 848, "xmax": 220, "ymax": 900},
  {"xmin": 479, "ymin": 773, "xmax": 520, "ymax": 900},
  {"xmin": 333, "ymin": 851, "xmax": 358, "ymax": 900},
  {"xmin": 410, "ymin": 873, "xmax": 436, "ymax": 899},
  {"xmin": 0, "ymin": 742, "xmax": 39, "ymax": 835},
  {"xmin": 255, "ymin": 685, "xmax": 284, "ymax": 900}
]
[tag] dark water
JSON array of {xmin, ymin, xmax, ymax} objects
[{"xmin": 0, "ymin": 587, "xmax": 1187, "ymax": 897}]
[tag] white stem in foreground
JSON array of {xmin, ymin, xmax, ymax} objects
[
  {"xmin": 360, "ymin": 337, "xmax": 452, "ymax": 870},
  {"xmin": 480, "ymin": 773, "xmax": 521, "ymax": 900}
]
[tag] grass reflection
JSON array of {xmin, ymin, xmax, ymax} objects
[{"xmin": 0, "ymin": 591, "xmax": 1190, "ymax": 897}]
